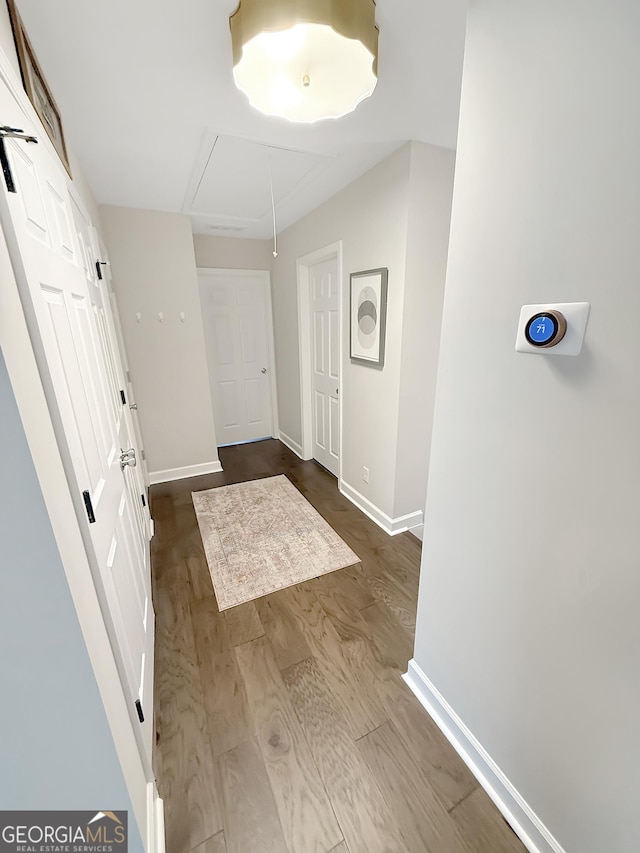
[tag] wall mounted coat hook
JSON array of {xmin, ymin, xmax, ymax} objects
[
  {"xmin": 179, "ymin": 312, "xmax": 186, "ymax": 322},
  {"xmin": 158, "ymin": 312, "xmax": 164, "ymax": 323},
  {"xmin": 136, "ymin": 312, "xmax": 142, "ymax": 323}
]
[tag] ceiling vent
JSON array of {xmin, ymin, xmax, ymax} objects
[{"xmin": 206, "ymin": 223, "xmax": 248, "ymax": 232}]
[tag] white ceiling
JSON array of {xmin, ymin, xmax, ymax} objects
[{"xmin": 15, "ymin": 0, "xmax": 467, "ymax": 239}]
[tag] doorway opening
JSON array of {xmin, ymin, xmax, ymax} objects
[{"xmin": 297, "ymin": 241, "xmax": 343, "ymax": 481}]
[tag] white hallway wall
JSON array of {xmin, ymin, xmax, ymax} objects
[
  {"xmin": 0, "ymin": 0, "xmax": 19, "ymax": 79},
  {"xmin": 274, "ymin": 145, "xmax": 410, "ymax": 520},
  {"xmin": 412, "ymin": 0, "xmax": 640, "ymax": 851},
  {"xmin": 100, "ymin": 206, "xmax": 221, "ymax": 482},
  {"xmin": 273, "ymin": 142, "xmax": 454, "ymax": 529},
  {"xmin": 99, "ymin": 218, "xmax": 273, "ymax": 482},
  {"xmin": 193, "ymin": 233, "xmax": 272, "ymax": 271},
  {"xmin": 395, "ymin": 143, "xmax": 455, "ymax": 523}
]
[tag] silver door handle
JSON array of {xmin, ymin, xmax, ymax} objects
[
  {"xmin": 120, "ymin": 448, "xmax": 137, "ymax": 470},
  {"xmin": 129, "ymin": 403, "xmax": 138, "ymax": 410},
  {"xmin": 261, "ymin": 367, "xmax": 267, "ymax": 374}
]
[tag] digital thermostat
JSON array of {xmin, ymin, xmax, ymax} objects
[
  {"xmin": 524, "ymin": 310, "xmax": 567, "ymax": 348},
  {"xmin": 516, "ymin": 302, "xmax": 590, "ymax": 356}
]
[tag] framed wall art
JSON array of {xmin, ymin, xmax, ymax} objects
[
  {"xmin": 350, "ymin": 267, "xmax": 388, "ymax": 367},
  {"xmin": 6, "ymin": 0, "xmax": 71, "ymax": 176}
]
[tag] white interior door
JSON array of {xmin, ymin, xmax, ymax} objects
[
  {"xmin": 0, "ymin": 81, "xmax": 154, "ymax": 765},
  {"xmin": 199, "ymin": 269, "xmax": 275, "ymax": 446},
  {"xmin": 92, "ymin": 230, "xmax": 153, "ymax": 535},
  {"xmin": 95, "ymin": 232, "xmax": 151, "ymax": 489},
  {"xmin": 311, "ymin": 256, "xmax": 340, "ymax": 477},
  {"xmin": 70, "ymin": 194, "xmax": 153, "ymax": 543}
]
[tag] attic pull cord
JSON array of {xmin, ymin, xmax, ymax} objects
[{"xmin": 268, "ymin": 146, "xmax": 278, "ymax": 258}]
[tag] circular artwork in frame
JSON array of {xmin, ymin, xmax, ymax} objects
[{"xmin": 350, "ymin": 268, "xmax": 388, "ymax": 367}]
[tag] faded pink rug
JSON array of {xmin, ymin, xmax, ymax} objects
[{"xmin": 192, "ymin": 475, "xmax": 359, "ymax": 610}]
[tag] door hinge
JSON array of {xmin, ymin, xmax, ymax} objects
[
  {"xmin": 141, "ymin": 493, "xmax": 146, "ymax": 508},
  {"xmin": 135, "ymin": 699, "xmax": 145, "ymax": 723},
  {"xmin": 141, "ymin": 449, "xmax": 146, "ymax": 461},
  {"xmin": 82, "ymin": 490, "xmax": 96, "ymax": 524},
  {"xmin": 120, "ymin": 389, "xmax": 126, "ymax": 405},
  {"xmin": 0, "ymin": 126, "xmax": 38, "ymax": 194}
]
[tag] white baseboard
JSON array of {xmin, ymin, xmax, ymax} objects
[
  {"xmin": 339, "ymin": 480, "xmax": 423, "ymax": 536},
  {"xmin": 148, "ymin": 460, "xmax": 223, "ymax": 485},
  {"xmin": 278, "ymin": 431, "xmax": 304, "ymax": 459},
  {"xmin": 147, "ymin": 782, "xmax": 165, "ymax": 853},
  {"xmin": 409, "ymin": 523, "xmax": 424, "ymax": 541},
  {"xmin": 403, "ymin": 660, "xmax": 566, "ymax": 853}
]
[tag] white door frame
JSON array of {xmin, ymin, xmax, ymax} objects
[
  {"xmin": 296, "ymin": 241, "xmax": 343, "ymax": 481},
  {"xmin": 0, "ymin": 44, "xmax": 161, "ymax": 851},
  {"xmin": 197, "ymin": 267, "xmax": 279, "ymax": 442}
]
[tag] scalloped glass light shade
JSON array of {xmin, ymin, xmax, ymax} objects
[{"xmin": 230, "ymin": 1, "xmax": 379, "ymax": 123}]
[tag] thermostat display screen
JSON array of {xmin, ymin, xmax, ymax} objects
[
  {"xmin": 526, "ymin": 314, "xmax": 558, "ymax": 346},
  {"xmin": 524, "ymin": 310, "xmax": 567, "ymax": 348}
]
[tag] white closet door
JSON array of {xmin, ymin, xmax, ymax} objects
[{"xmin": 0, "ymin": 80, "xmax": 154, "ymax": 766}]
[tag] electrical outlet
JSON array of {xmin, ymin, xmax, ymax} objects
[{"xmin": 363, "ymin": 466, "xmax": 369, "ymax": 484}]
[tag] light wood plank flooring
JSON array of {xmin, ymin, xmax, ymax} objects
[{"xmin": 151, "ymin": 439, "xmax": 526, "ymax": 853}]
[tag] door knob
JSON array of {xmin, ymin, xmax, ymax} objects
[
  {"xmin": 120, "ymin": 448, "xmax": 137, "ymax": 470},
  {"xmin": 261, "ymin": 367, "xmax": 267, "ymax": 374},
  {"xmin": 129, "ymin": 403, "xmax": 138, "ymax": 410}
]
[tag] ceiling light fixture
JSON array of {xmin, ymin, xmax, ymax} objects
[{"xmin": 229, "ymin": 0, "xmax": 379, "ymax": 123}]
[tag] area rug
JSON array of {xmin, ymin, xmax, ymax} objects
[{"xmin": 192, "ymin": 475, "xmax": 360, "ymax": 611}]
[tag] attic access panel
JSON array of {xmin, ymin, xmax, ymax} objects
[{"xmin": 188, "ymin": 134, "xmax": 326, "ymax": 224}]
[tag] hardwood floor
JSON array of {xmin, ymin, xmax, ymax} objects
[{"xmin": 151, "ymin": 439, "xmax": 526, "ymax": 853}]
